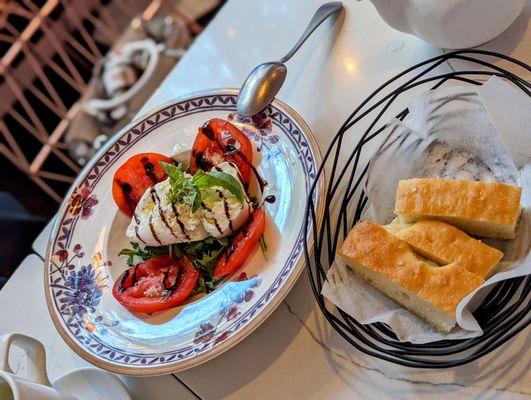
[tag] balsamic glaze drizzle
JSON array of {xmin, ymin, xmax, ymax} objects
[
  {"xmin": 171, "ymin": 203, "xmax": 191, "ymax": 241},
  {"xmin": 194, "ymin": 122, "xmax": 268, "ymax": 193},
  {"xmin": 152, "ymin": 188, "xmax": 179, "ymax": 240},
  {"xmin": 216, "ymin": 189, "xmax": 234, "ymax": 232},
  {"xmin": 134, "ymin": 225, "xmax": 146, "ymax": 244},
  {"xmin": 148, "ymin": 212, "xmax": 163, "ymax": 246},
  {"xmin": 202, "ymin": 199, "xmax": 223, "ymax": 235},
  {"xmin": 140, "ymin": 156, "xmax": 158, "ymax": 183},
  {"xmin": 117, "ymin": 179, "xmax": 137, "ymax": 213}
]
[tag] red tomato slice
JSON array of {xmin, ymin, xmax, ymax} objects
[
  {"xmin": 190, "ymin": 118, "xmax": 253, "ymax": 183},
  {"xmin": 214, "ymin": 208, "xmax": 266, "ymax": 278},
  {"xmin": 112, "ymin": 255, "xmax": 199, "ymax": 313},
  {"xmin": 112, "ymin": 153, "xmax": 173, "ymax": 216}
]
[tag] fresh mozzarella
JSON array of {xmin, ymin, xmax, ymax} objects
[
  {"xmin": 126, "ymin": 178, "xmax": 208, "ymax": 246},
  {"xmin": 200, "ymin": 162, "xmax": 253, "ymax": 238},
  {"xmin": 126, "ymin": 161, "xmax": 253, "ymax": 246}
]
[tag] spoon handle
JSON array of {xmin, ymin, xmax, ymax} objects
[{"xmin": 280, "ymin": 2, "xmax": 343, "ymax": 63}]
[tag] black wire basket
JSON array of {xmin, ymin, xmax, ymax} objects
[{"xmin": 304, "ymin": 50, "xmax": 530, "ymax": 368}]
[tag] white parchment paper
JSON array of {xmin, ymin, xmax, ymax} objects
[{"xmin": 321, "ymin": 77, "xmax": 531, "ymax": 343}]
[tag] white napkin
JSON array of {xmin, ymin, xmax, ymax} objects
[{"xmin": 321, "ymin": 77, "xmax": 531, "ymax": 343}]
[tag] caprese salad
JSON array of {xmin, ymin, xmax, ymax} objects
[{"xmin": 111, "ymin": 118, "xmax": 270, "ymax": 314}]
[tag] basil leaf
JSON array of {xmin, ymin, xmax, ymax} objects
[
  {"xmin": 192, "ymin": 169, "xmax": 244, "ymax": 205},
  {"xmin": 161, "ymin": 162, "xmax": 244, "ymax": 210},
  {"xmin": 160, "ymin": 161, "xmax": 184, "ymax": 185},
  {"xmin": 160, "ymin": 162, "xmax": 200, "ymax": 208},
  {"xmin": 191, "ymin": 185, "xmax": 202, "ymax": 212}
]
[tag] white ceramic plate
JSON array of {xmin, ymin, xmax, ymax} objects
[{"xmin": 44, "ymin": 89, "xmax": 324, "ymax": 375}]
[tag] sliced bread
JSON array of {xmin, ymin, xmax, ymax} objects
[
  {"xmin": 387, "ymin": 219, "xmax": 503, "ymax": 279},
  {"xmin": 337, "ymin": 221, "xmax": 484, "ymax": 333},
  {"xmin": 394, "ymin": 178, "xmax": 522, "ymax": 239}
]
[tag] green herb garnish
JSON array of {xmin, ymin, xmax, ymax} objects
[
  {"xmin": 182, "ymin": 237, "xmax": 228, "ymax": 275},
  {"xmin": 160, "ymin": 162, "xmax": 244, "ymax": 211},
  {"xmin": 182, "ymin": 237, "xmax": 229, "ymax": 294},
  {"xmin": 119, "ymin": 237, "xmax": 227, "ymax": 292},
  {"xmin": 119, "ymin": 236, "xmax": 224, "ymax": 264},
  {"xmin": 192, "ymin": 169, "xmax": 244, "ymax": 205},
  {"xmin": 204, "ymin": 276, "xmax": 224, "ymax": 293},
  {"xmin": 168, "ymin": 243, "xmax": 183, "ymax": 258},
  {"xmin": 118, "ymin": 242, "xmax": 169, "ymax": 265},
  {"xmin": 160, "ymin": 162, "xmax": 201, "ymax": 211}
]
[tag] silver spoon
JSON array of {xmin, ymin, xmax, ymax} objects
[{"xmin": 237, "ymin": 2, "xmax": 344, "ymax": 117}]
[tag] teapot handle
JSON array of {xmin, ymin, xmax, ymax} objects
[{"xmin": 0, "ymin": 333, "xmax": 52, "ymax": 387}]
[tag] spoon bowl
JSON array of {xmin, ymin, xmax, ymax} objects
[{"xmin": 237, "ymin": 62, "xmax": 287, "ymax": 117}]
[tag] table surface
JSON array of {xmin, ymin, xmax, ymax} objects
[{"xmin": 7, "ymin": 0, "xmax": 531, "ymax": 399}]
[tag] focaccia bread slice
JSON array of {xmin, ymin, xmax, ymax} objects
[
  {"xmin": 386, "ymin": 219, "xmax": 503, "ymax": 279},
  {"xmin": 394, "ymin": 178, "xmax": 522, "ymax": 239},
  {"xmin": 337, "ymin": 221, "xmax": 484, "ymax": 333}
]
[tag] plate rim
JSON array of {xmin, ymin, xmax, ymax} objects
[{"xmin": 44, "ymin": 88, "xmax": 326, "ymax": 375}]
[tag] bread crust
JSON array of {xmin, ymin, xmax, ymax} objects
[
  {"xmin": 338, "ymin": 221, "xmax": 484, "ymax": 319},
  {"xmin": 394, "ymin": 220, "xmax": 503, "ymax": 279},
  {"xmin": 394, "ymin": 178, "xmax": 522, "ymax": 239}
]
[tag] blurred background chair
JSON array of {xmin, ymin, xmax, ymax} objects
[{"xmin": 0, "ymin": 0, "xmax": 224, "ymax": 283}]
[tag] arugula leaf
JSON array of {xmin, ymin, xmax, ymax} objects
[
  {"xmin": 168, "ymin": 243, "xmax": 183, "ymax": 258},
  {"xmin": 184, "ymin": 236, "xmax": 228, "ymax": 254},
  {"xmin": 182, "ymin": 237, "xmax": 228, "ymax": 276},
  {"xmin": 192, "ymin": 274, "xmax": 224, "ymax": 295},
  {"xmin": 204, "ymin": 276, "xmax": 224, "ymax": 293},
  {"xmin": 192, "ymin": 169, "xmax": 244, "ymax": 205},
  {"xmin": 119, "ymin": 237, "xmax": 228, "ymax": 295},
  {"xmin": 118, "ymin": 242, "xmax": 168, "ymax": 265},
  {"xmin": 192, "ymin": 275, "xmax": 206, "ymax": 296},
  {"xmin": 160, "ymin": 162, "xmax": 201, "ymax": 211}
]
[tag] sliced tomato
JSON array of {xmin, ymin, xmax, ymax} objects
[
  {"xmin": 189, "ymin": 118, "xmax": 253, "ymax": 183},
  {"xmin": 214, "ymin": 208, "xmax": 266, "ymax": 278},
  {"xmin": 112, "ymin": 255, "xmax": 199, "ymax": 314},
  {"xmin": 112, "ymin": 153, "xmax": 173, "ymax": 216}
]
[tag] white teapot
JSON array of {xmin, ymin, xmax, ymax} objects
[{"xmin": 369, "ymin": 0, "xmax": 526, "ymax": 49}]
